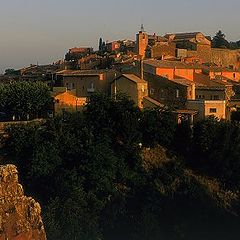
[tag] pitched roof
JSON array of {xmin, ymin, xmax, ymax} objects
[
  {"xmin": 195, "ymin": 81, "xmax": 226, "ymax": 90},
  {"xmin": 143, "ymin": 96, "xmax": 164, "ymax": 108},
  {"xmin": 208, "ymin": 66, "xmax": 240, "ymax": 73},
  {"xmin": 120, "ymin": 74, "xmax": 147, "ymax": 84},
  {"xmin": 212, "ymin": 79, "xmax": 233, "ymax": 86},
  {"xmin": 56, "ymin": 69, "xmax": 116, "ymax": 76},
  {"xmin": 170, "ymin": 78, "xmax": 194, "ymax": 86},
  {"xmin": 148, "ymin": 34, "xmax": 168, "ymax": 42},
  {"xmin": 164, "ymin": 32, "xmax": 201, "ymax": 40}
]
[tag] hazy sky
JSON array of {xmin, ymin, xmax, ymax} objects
[{"xmin": 0, "ymin": 0, "xmax": 239, "ymax": 73}]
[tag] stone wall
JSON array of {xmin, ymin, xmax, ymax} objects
[
  {"xmin": 0, "ymin": 165, "xmax": 46, "ymax": 240},
  {"xmin": 187, "ymin": 47, "xmax": 240, "ymax": 69},
  {"xmin": 211, "ymin": 49, "xmax": 240, "ymax": 69}
]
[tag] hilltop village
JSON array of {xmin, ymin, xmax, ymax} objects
[
  {"xmin": 2, "ymin": 27, "xmax": 240, "ymax": 123},
  {"xmin": 2, "ymin": 27, "xmax": 240, "ymax": 240}
]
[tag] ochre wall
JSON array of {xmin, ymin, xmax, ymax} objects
[
  {"xmin": 209, "ymin": 71, "xmax": 240, "ymax": 81},
  {"xmin": 111, "ymin": 76, "xmax": 148, "ymax": 108},
  {"xmin": 63, "ymin": 72, "xmax": 115, "ymax": 97},
  {"xmin": 174, "ymin": 69, "xmax": 194, "ymax": 81},
  {"xmin": 156, "ymin": 68, "xmax": 174, "ymax": 79},
  {"xmin": 55, "ymin": 92, "xmax": 86, "ymax": 114},
  {"xmin": 187, "ymin": 100, "xmax": 226, "ymax": 121},
  {"xmin": 136, "ymin": 32, "xmax": 148, "ymax": 57}
]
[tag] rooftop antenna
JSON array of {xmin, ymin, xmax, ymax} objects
[{"xmin": 140, "ymin": 17, "xmax": 145, "ymax": 32}]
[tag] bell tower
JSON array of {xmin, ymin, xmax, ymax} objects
[{"xmin": 136, "ymin": 24, "xmax": 148, "ymax": 58}]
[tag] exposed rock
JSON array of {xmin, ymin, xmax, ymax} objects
[{"xmin": 0, "ymin": 164, "xmax": 46, "ymax": 240}]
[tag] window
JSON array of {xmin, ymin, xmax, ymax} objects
[
  {"xmin": 87, "ymin": 83, "xmax": 95, "ymax": 93},
  {"xmin": 210, "ymin": 108, "xmax": 217, "ymax": 113},
  {"xmin": 233, "ymin": 73, "xmax": 236, "ymax": 78},
  {"xmin": 150, "ymin": 88, "xmax": 154, "ymax": 95},
  {"xmin": 176, "ymin": 89, "xmax": 180, "ymax": 98},
  {"xmin": 213, "ymin": 95, "xmax": 219, "ymax": 100},
  {"xmin": 66, "ymin": 83, "xmax": 74, "ymax": 90}
]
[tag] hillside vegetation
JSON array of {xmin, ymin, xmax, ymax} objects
[{"xmin": 1, "ymin": 94, "xmax": 240, "ymax": 240}]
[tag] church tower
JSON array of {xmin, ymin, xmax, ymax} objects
[{"xmin": 136, "ymin": 24, "xmax": 148, "ymax": 58}]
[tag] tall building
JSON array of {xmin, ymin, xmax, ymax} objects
[{"xmin": 136, "ymin": 24, "xmax": 148, "ymax": 58}]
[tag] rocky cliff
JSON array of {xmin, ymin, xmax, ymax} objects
[{"xmin": 0, "ymin": 164, "xmax": 46, "ymax": 240}]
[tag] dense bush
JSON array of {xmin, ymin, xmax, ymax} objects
[{"xmin": 1, "ymin": 94, "xmax": 240, "ymax": 239}]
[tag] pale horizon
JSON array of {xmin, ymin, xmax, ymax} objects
[{"xmin": 1, "ymin": 0, "xmax": 240, "ymax": 73}]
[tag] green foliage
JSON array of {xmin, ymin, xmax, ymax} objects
[
  {"xmin": 190, "ymin": 117, "xmax": 240, "ymax": 188},
  {"xmin": 212, "ymin": 30, "xmax": 230, "ymax": 49},
  {"xmin": 4, "ymin": 68, "xmax": 20, "ymax": 75},
  {"xmin": 2, "ymin": 94, "xmax": 240, "ymax": 239},
  {"xmin": 140, "ymin": 108, "xmax": 176, "ymax": 147},
  {"xmin": 99, "ymin": 37, "xmax": 103, "ymax": 51},
  {"xmin": 173, "ymin": 121, "xmax": 192, "ymax": 156},
  {"xmin": 84, "ymin": 93, "xmax": 142, "ymax": 148},
  {"xmin": 230, "ymin": 40, "xmax": 240, "ymax": 50},
  {"xmin": 231, "ymin": 111, "xmax": 240, "ymax": 122},
  {"xmin": 0, "ymin": 81, "xmax": 51, "ymax": 120}
]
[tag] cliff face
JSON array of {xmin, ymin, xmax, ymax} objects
[{"xmin": 0, "ymin": 165, "xmax": 46, "ymax": 240}]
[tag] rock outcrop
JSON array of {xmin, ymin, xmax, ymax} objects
[{"xmin": 0, "ymin": 164, "xmax": 46, "ymax": 240}]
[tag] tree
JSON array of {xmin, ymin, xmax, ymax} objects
[
  {"xmin": 2, "ymin": 94, "xmax": 240, "ymax": 240},
  {"xmin": 231, "ymin": 111, "xmax": 240, "ymax": 122},
  {"xmin": 190, "ymin": 117, "xmax": 240, "ymax": 189},
  {"xmin": 99, "ymin": 37, "xmax": 103, "ymax": 51},
  {"xmin": 140, "ymin": 108, "xmax": 176, "ymax": 147},
  {"xmin": 212, "ymin": 30, "xmax": 230, "ymax": 49},
  {"xmin": 230, "ymin": 40, "xmax": 240, "ymax": 50},
  {"xmin": 84, "ymin": 93, "xmax": 142, "ymax": 148},
  {"xmin": 4, "ymin": 69, "xmax": 20, "ymax": 75},
  {"xmin": 0, "ymin": 81, "xmax": 52, "ymax": 120},
  {"xmin": 173, "ymin": 121, "xmax": 192, "ymax": 156}
]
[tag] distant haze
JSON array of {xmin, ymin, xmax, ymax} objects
[{"xmin": 0, "ymin": 0, "xmax": 240, "ymax": 73}]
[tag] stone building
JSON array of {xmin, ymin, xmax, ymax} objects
[
  {"xmin": 111, "ymin": 74, "xmax": 148, "ymax": 109},
  {"xmin": 206, "ymin": 66, "xmax": 240, "ymax": 81},
  {"xmin": 144, "ymin": 72, "xmax": 196, "ymax": 109},
  {"xmin": 144, "ymin": 59, "xmax": 202, "ymax": 81},
  {"xmin": 106, "ymin": 41, "xmax": 121, "ymax": 52},
  {"xmin": 136, "ymin": 27, "xmax": 149, "ymax": 57},
  {"xmin": 53, "ymin": 89, "xmax": 86, "ymax": 115},
  {"xmin": 164, "ymin": 32, "xmax": 211, "ymax": 51},
  {"xmin": 136, "ymin": 29, "xmax": 240, "ymax": 69},
  {"xmin": 136, "ymin": 28, "xmax": 176, "ymax": 59},
  {"xmin": 55, "ymin": 69, "xmax": 117, "ymax": 97},
  {"xmin": 187, "ymin": 100, "xmax": 226, "ymax": 121}
]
